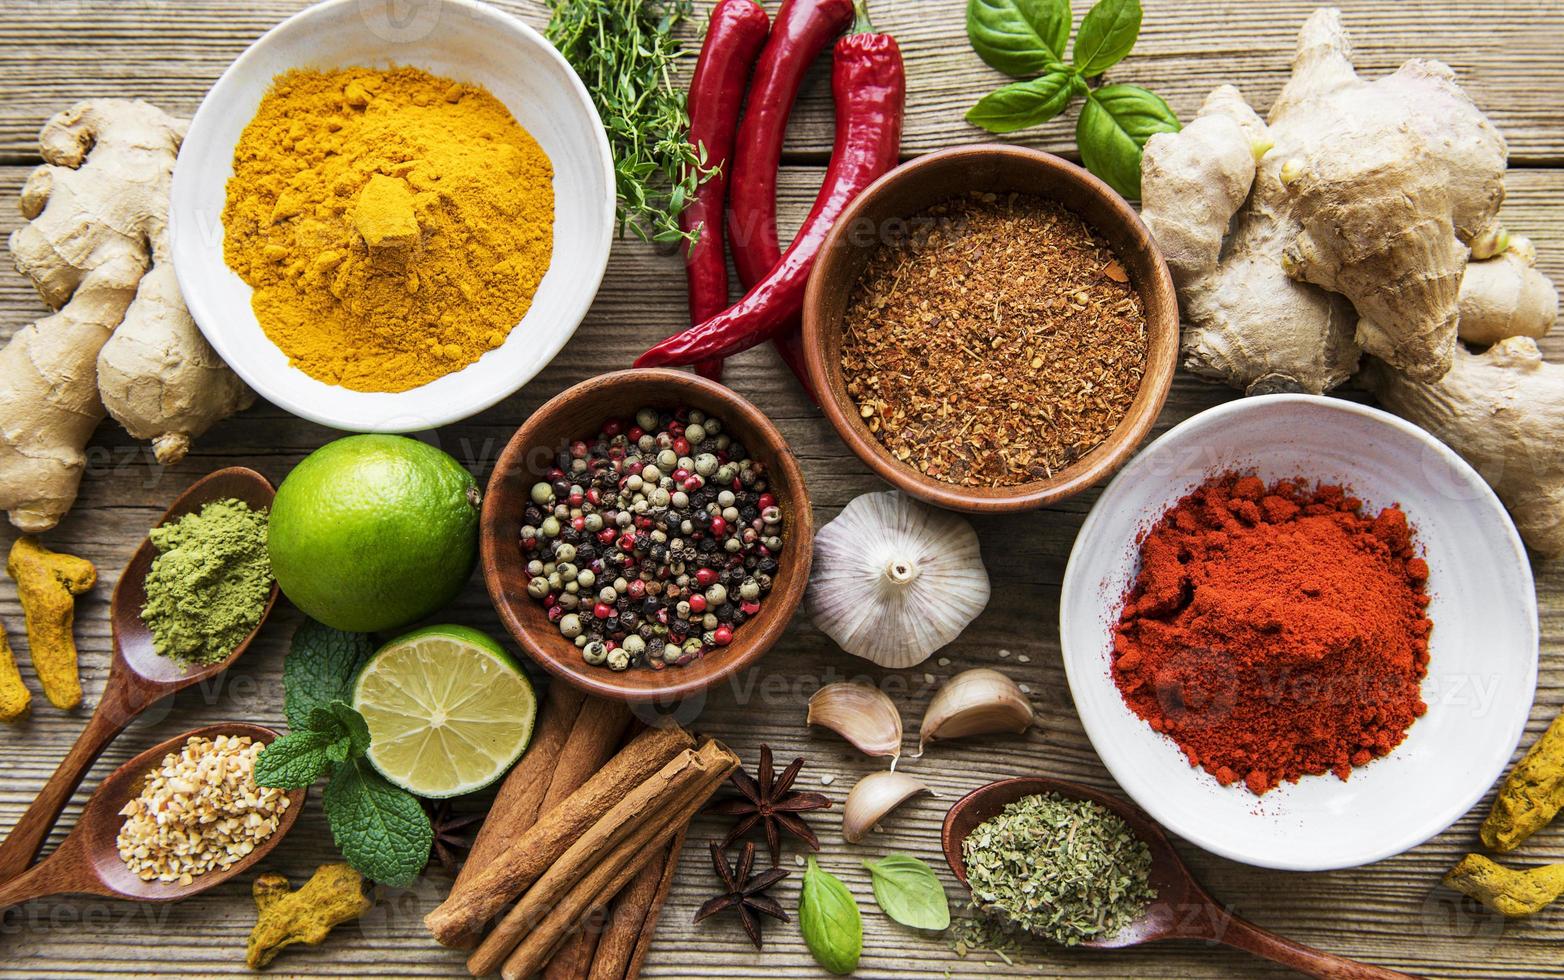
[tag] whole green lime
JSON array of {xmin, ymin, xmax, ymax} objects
[{"xmin": 268, "ymin": 435, "xmax": 479, "ymax": 632}]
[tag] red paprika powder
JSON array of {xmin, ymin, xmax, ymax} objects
[{"xmin": 1111, "ymin": 474, "xmax": 1432, "ymax": 795}]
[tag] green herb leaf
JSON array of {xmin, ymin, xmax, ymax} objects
[
  {"xmin": 864, "ymin": 854, "xmax": 951, "ymax": 931},
  {"xmin": 324, "ymin": 757, "xmax": 431, "ymax": 887},
  {"xmin": 966, "ymin": 0, "xmax": 1072, "ymax": 77},
  {"xmin": 799, "ymin": 856, "xmax": 862, "ymax": 975},
  {"xmin": 254, "ymin": 729, "xmax": 336, "ymax": 789},
  {"xmin": 1072, "ymin": 0, "xmax": 1142, "ymax": 76},
  {"xmin": 546, "ymin": 0, "xmax": 707, "ymax": 244},
  {"xmin": 283, "ymin": 619, "xmax": 375, "ymax": 731},
  {"xmin": 307, "ymin": 700, "xmax": 372, "ymax": 759},
  {"xmin": 1076, "ymin": 84, "xmax": 1180, "ymax": 199},
  {"xmin": 966, "ymin": 72, "xmax": 1076, "ymax": 134}
]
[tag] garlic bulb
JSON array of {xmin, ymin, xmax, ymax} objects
[
  {"xmin": 807, "ymin": 683, "xmax": 904, "ymax": 762},
  {"xmin": 841, "ymin": 770, "xmax": 933, "ymax": 844},
  {"xmin": 918, "ymin": 667, "xmax": 1034, "ymax": 755},
  {"xmin": 807, "ymin": 492, "xmax": 990, "ymax": 668}
]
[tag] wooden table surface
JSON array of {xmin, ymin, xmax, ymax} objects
[{"xmin": 1, "ymin": 1, "xmax": 1561, "ymax": 977}]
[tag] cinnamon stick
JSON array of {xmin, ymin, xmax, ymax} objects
[
  {"xmin": 540, "ymin": 917, "xmax": 602, "ymax": 980},
  {"xmin": 427, "ymin": 724, "xmax": 694, "ymax": 948},
  {"xmin": 586, "ymin": 830, "xmax": 684, "ymax": 980},
  {"xmin": 460, "ymin": 683, "xmax": 586, "ymax": 888},
  {"xmin": 470, "ymin": 740, "xmax": 736, "ymax": 975},
  {"xmin": 539, "ymin": 697, "xmax": 634, "ymax": 813},
  {"xmin": 494, "ymin": 749, "xmax": 736, "ymax": 980}
]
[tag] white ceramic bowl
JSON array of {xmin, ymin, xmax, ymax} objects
[
  {"xmin": 1061, "ymin": 395, "xmax": 1538, "ymax": 871},
  {"xmin": 170, "ymin": 0, "xmax": 614, "ymax": 431}
]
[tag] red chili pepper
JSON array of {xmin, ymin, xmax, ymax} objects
[
  {"xmin": 728, "ymin": 0, "xmax": 855, "ymax": 287},
  {"xmin": 636, "ymin": 4, "xmax": 905, "ymax": 370},
  {"xmin": 676, "ymin": 0, "xmax": 771, "ymax": 382},
  {"xmin": 728, "ymin": 0, "xmax": 855, "ymax": 399}
]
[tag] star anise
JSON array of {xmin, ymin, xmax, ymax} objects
[
  {"xmin": 706, "ymin": 744, "xmax": 832, "ymax": 865},
  {"xmin": 424, "ymin": 799, "xmax": 484, "ymax": 873},
  {"xmin": 693, "ymin": 841, "xmax": 791, "ymax": 949}
]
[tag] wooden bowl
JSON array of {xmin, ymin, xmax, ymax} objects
[
  {"xmin": 481, "ymin": 369, "xmax": 814, "ymax": 702},
  {"xmin": 802, "ymin": 144, "xmax": 1179, "ymax": 513}
]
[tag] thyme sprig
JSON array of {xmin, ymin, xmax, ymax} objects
[{"xmin": 545, "ymin": 0, "xmax": 709, "ymax": 244}]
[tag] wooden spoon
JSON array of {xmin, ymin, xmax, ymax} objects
[
  {"xmin": 942, "ymin": 777, "xmax": 1422, "ymax": 980},
  {"xmin": 0, "ymin": 723, "xmax": 304, "ymax": 911},
  {"xmin": 0, "ymin": 467, "xmax": 278, "ymax": 883}
]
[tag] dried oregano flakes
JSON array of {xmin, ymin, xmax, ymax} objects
[{"xmin": 961, "ymin": 792, "xmax": 1155, "ymax": 946}]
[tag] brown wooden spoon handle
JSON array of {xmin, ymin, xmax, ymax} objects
[
  {"xmin": 0, "ymin": 680, "xmax": 143, "ymax": 883},
  {"xmin": 0, "ymin": 835, "xmax": 99, "ymax": 912},
  {"xmin": 1214, "ymin": 914, "xmax": 1422, "ymax": 979}
]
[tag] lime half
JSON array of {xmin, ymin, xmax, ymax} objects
[{"xmin": 352, "ymin": 625, "xmax": 536, "ymax": 798}]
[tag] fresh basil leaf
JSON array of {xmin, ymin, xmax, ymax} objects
[
  {"xmin": 966, "ymin": 71, "xmax": 1076, "ymax": 134},
  {"xmin": 864, "ymin": 854, "xmax": 951, "ymax": 931},
  {"xmin": 967, "ymin": 0, "xmax": 1072, "ymax": 77},
  {"xmin": 799, "ymin": 856, "xmax": 862, "ymax": 975},
  {"xmin": 1072, "ymin": 0, "xmax": 1142, "ymax": 76},
  {"xmin": 324, "ymin": 757, "xmax": 431, "ymax": 887},
  {"xmin": 1076, "ymin": 84, "xmax": 1180, "ymax": 199},
  {"xmin": 254, "ymin": 729, "xmax": 335, "ymax": 789},
  {"xmin": 283, "ymin": 619, "xmax": 375, "ymax": 731}
]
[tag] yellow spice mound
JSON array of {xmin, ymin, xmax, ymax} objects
[{"xmin": 223, "ymin": 66, "xmax": 554, "ymax": 392}]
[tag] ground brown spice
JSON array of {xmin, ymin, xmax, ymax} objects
[{"xmin": 840, "ymin": 192, "xmax": 1147, "ymax": 487}]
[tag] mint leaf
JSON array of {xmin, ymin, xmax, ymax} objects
[
  {"xmin": 324, "ymin": 758, "xmax": 431, "ymax": 887},
  {"xmin": 967, "ymin": 0, "xmax": 1072, "ymax": 77},
  {"xmin": 1072, "ymin": 0, "xmax": 1141, "ymax": 76},
  {"xmin": 967, "ymin": 71, "xmax": 1076, "ymax": 134},
  {"xmin": 283, "ymin": 619, "xmax": 375, "ymax": 730},
  {"xmin": 1076, "ymin": 84, "xmax": 1180, "ymax": 199},
  {"xmin": 308, "ymin": 700, "xmax": 372, "ymax": 759},
  {"xmin": 255, "ymin": 729, "xmax": 335, "ymax": 789},
  {"xmin": 864, "ymin": 854, "xmax": 951, "ymax": 931}
]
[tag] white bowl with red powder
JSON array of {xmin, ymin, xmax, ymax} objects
[{"xmin": 1061, "ymin": 394, "xmax": 1538, "ymax": 871}]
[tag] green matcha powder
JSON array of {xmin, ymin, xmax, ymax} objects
[{"xmin": 141, "ymin": 498, "xmax": 274, "ymax": 666}]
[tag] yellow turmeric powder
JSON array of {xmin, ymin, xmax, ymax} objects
[{"xmin": 223, "ymin": 67, "xmax": 554, "ymax": 392}]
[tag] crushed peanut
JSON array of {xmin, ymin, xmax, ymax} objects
[{"xmin": 116, "ymin": 734, "xmax": 290, "ymax": 884}]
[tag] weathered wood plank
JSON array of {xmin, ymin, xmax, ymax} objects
[
  {"xmin": 0, "ymin": 1, "xmax": 1562, "ymax": 165},
  {"xmin": 0, "ymin": 117, "xmax": 1562, "ymax": 980}
]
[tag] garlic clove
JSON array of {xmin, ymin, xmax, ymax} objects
[
  {"xmin": 807, "ymin": 682, "xmax": 903, "ymax": 761},
  {"xmin": 807, "ymin": 492, "xmax": 990, "ymax": 669},
  {"xmin": 841, "ymin": 770, "xmax": 933, "ymax": 844},
  {"xmin": 917, "ymin": 667, "xmax": 1035, "ymax": 755}
]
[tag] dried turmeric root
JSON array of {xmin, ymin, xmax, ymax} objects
[
  {"xmin": 1480, "ymin": 711, "xmax": 1564, "ymax": 852},
  {"xmin": 6, "ymin": 537, "xmax": 95, "ymax": 710},
  {"xmin": 1445, "ymin": 854, "xmax": 1564, "ymax": 917},
  {"xmin": 246, "ymin": 863, "xmax": 371, "ymax": 969},
  {"xmin": 0, "ymin": 621, "xmax": 29, "ymax": 721}
]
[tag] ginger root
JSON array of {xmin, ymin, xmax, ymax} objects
[
  {"xmin": 1140, "ymin": 8, "xmax": 1527, "ymax": 392},
  {"xmin": 1479, "ymin": 711, "xmax": 1564, "ymax": 852},
  {"xmin": 1457, "ymin": 236, "xmax": 1559, "ymax": 347},
  {"xmin": 1445, "ymin": 854, "xmax": 1564, "ymax": 917},
  {"xmin": 1364, "ymin": 337, "xmax": 1564, "ymax": 557},
  {"xmin": 1, "ymin": 100, "xmax": 252, "ymax": 533},
  {"xmin": 0, "ymin": 621, "xmax": 28, "ymax": 722},
  {"xmin": 6, "ymin": 536, "xmax": 96, "ymax": 710},
  {"xmin": 97, "ymin": 263, "xmax": 254, "ymax": 465},
  {"xmin": 246, "ymin": 863, "xmax": 371, "ymax": 969}
]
